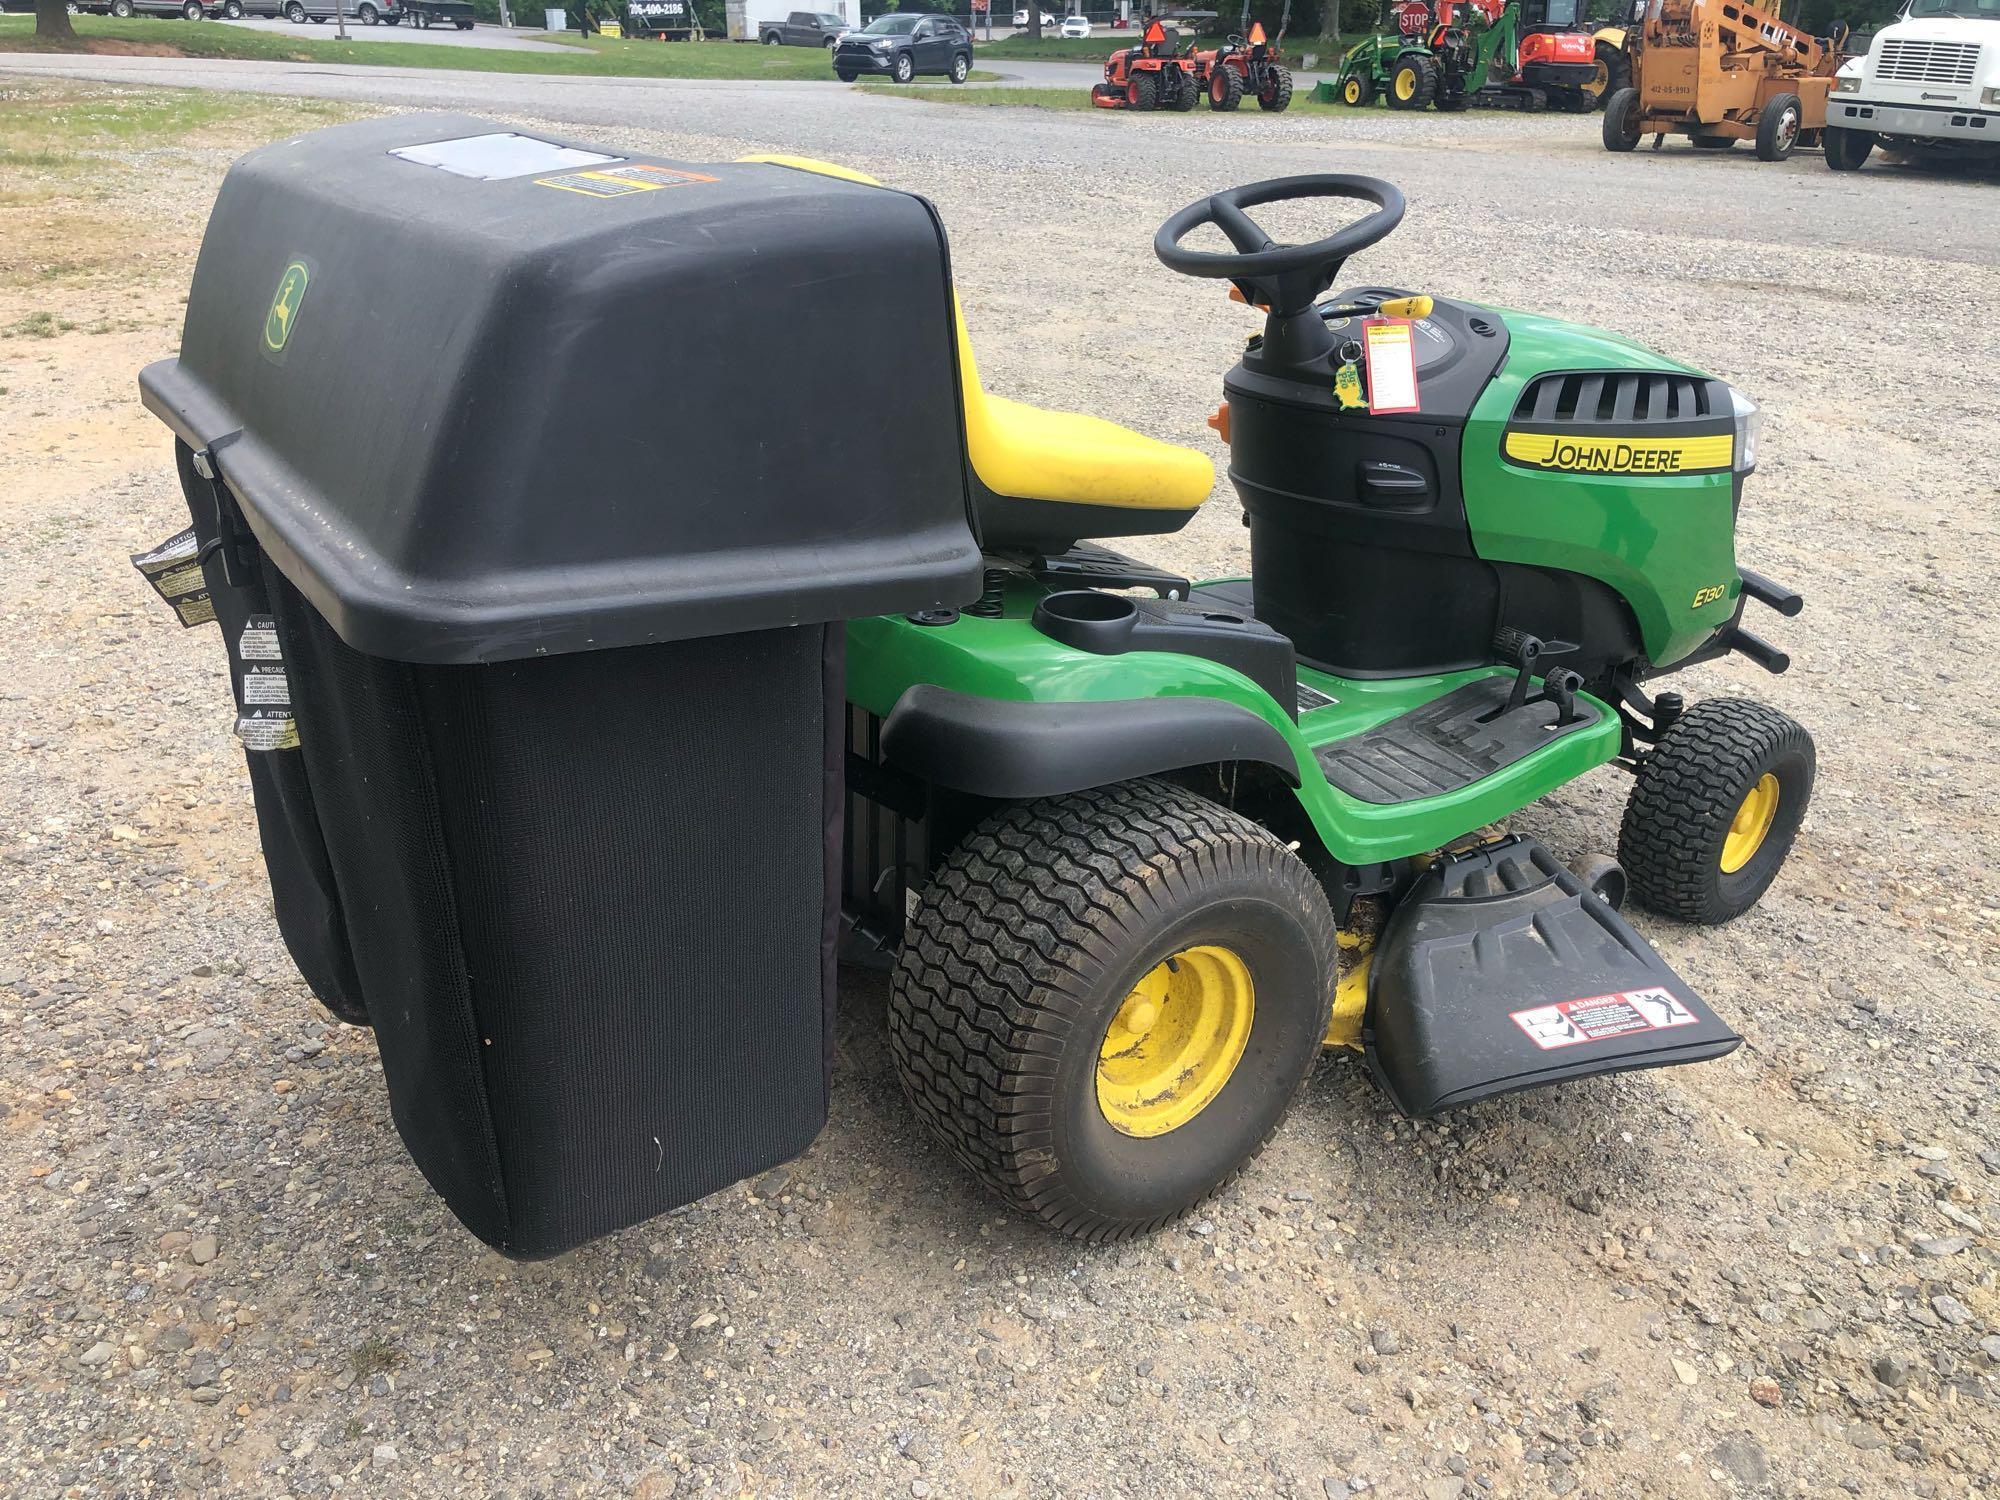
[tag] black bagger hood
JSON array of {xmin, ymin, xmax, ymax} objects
[
  {"xmin": 141, "ymin": 113, "xmax": 981, "ymax": 663},
  {"xmin": 142, "ymin": 117, "xmax": 980, "ymax": 1257}
]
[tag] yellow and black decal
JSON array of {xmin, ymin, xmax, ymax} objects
[
  {"xmin": 1503, "ymin": 369, "xmax": 1734, "ymax": 477},
  {"xmin": 1502, "ymin": 430, "xmax": 1733, "ymax": 476}
]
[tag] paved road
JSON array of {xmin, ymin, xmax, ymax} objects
[{"xmin": 0, "ymin": 49, "xmax": 1991, "ymax": 269}]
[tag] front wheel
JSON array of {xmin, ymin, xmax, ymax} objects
[
  {"xmin": 1257, "ymin": 63, "xmax": 1293, "ymax": 111},
  {"xmin": 1602, "ymin": 85, "xmax": 1640, "ymax": 151},
  {"xmin": 1619, "ymin": 699, "xmax": 1815, "ymax": 925},
  {"xmin": 182, "ymin": 0, "xmax": 202, "ymax": 17},
  {"xmin": 1339, "ymin": 71, "xmax": 1372, "ymax": 107},
  {"xmin": 949, "ymin": 50, "xmax": 969, "ymax": 83},
  {"xmin": 223, "ymin": 0, "xmax": 241, "ymax": 15},
  {"xmin": 889, "ymin": 779, "xmax": 1337, "ymax": 1241},
  {"xmin": 109, "ymin": 0, "xmax": 134, "ymax": 15},
  {"xmin": 358, "ymin": 1, "xmax": 377, "ymax": 19},
  {"xmin": 1824, "ymin": 124, "xmax": 1875, "ymax": 171},
  {"xmin": 891, "ymin": 49, "xmax": 914, "ymax": 83},
  {"xmin": 1756, "ymin": 91, "xmax": 1802, "ymax": 161},
  {"xmin": 835, "ymin": 67, "xmax": 855, "ymax": 81},
  {"xmin": 1208, "ymin": 63, "xmax": 1243, "ymax": 110},
  {"xmin": 1591, "ymin": 40, "xmax": 1629, "ymax": 105}
]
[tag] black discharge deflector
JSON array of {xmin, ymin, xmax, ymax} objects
[{"xmin": 1365, "ymin": 837, "xmax": 1740, "ymax": 1116}]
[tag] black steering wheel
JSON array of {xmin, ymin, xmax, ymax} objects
[{"xmin": 1154, "ymin": 174, "xmax": 1405, "ymax": 319}]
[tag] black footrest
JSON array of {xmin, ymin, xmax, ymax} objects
[
  {"xmin": 1365, "ymin": 836, "xmax": 1740, "ymax": 1116},
  {"xmin": 1316, "ymin": 676, "xmax": 1598, "ymax": 805}
]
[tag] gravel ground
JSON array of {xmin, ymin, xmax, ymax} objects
[{"xmin": 2, "ymin": 72, "xmax": 1997, "ymax": 1500}]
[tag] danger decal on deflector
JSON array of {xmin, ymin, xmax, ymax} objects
[
  {"xmin": 1510, "ymin": 987, "xmax": 1698, "ymax": 1051},
  {"xmin": 534, "ymin": 164, "xmax": 719, "ymax": 198}
]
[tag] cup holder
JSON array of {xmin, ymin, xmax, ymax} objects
[{"xmin": 1032, "ymin": 590, "xmax": 1140, "ymax": 653}]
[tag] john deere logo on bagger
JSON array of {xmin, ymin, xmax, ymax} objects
[
  {"xmin": 1504, "ymin": 430, "xmax": 1732, "ymax": 476},
  {"xmin": 264, "ymin": 261, "xmax": 310, "ymax": 354}
]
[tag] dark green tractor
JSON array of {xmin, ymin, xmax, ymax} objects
[{"xmin": 842, "ymin": 172, "xmax": 1811, "ymax": 1240}]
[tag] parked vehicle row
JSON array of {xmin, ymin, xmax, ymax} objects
[{"xmin": 73, "ymin": 0, "xmax": 472, "ymax": 25}]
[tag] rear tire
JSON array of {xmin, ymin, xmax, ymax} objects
[
  {"xmin": 109, "ymin": 0, "xmax": 134, "ymax": 15},
  {"xmin": 1619, "ymin": 699, "xmax": 1815, "ymax": 925},
  {"xmin": 358, "ymin": 1, "xmax": 377, "ymax": 19},
  {"xmin": 1601, "ymin": 85, "xmax": 1640, "ymax": 151},
  {"xmin": 889, "ymin": 779, "xmax": 1336, "ymax": 1241},
  {"xmin": 223, "ymin": 0, "xmax": 242, "ymax": 15},
  {"xmin": 949, "ymin": 50, "xmax": 969, "ymax": 83},
  {"xmin": 285, "ymin": 1, "xmax": 304, "ymax": 18},
  {"xmin": 1167, "ymin": 70, "xmax": 1198, "ymax": 110},
  {"xmin": 1590, "ymin": 41, "xmax": 1630, "ymax": 105},
  {"xmin": 763, "ymin": 30, "xmax": 779, "ymax": 43},
  {"xmin": 1208, "ymin": 63, "xmax": 1243, "ymax": 110},
  {"xmin": 1256, "ymin": 64, "xmax": 1292, "ymax": 111},
  {"xmin": 1386, "ymin": 55, "xmax": 1434, "ymax": 110},
  {"xmin": 183, "ymin": 1, "xmax": 203, "ymax": 19},
  {"xmin": 1823, "ymin": 124, "xmax": 1875, "ymax": 171},
  {"xmin": 1339, "ymin": 71, "xmax": 1373, "ymax": 107},
  {"xmin": 1755, "ymin": 91, "xmax": 1802, "ymax": 161}
]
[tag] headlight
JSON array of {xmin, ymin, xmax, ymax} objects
[
  {"xmin": 1729, "ymin": 387, "xmax": 1762, "ymax": 474},
  {"xmin": 1832, "ymin": 73, "xmax": 1861, "ymax": 94},
  {"xmin": 1985, "ymin": 85, "xmax": 2000, "ymax": 106}
]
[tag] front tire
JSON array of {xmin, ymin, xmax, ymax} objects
[
  {"xmin": 223, "ymin": 0, "xmax": 241, "ymax": 15},
  {"xmin": 1823, "ymin": 124, "xmax": 1874, "ymax": 171},
  {"xmin": 836, "ymin": 67, "xmax": 855, "ymax": 81},
  {"xmin": 890, "ymin": 779, "xmax": 1336, "ymax": 1241},
  {"xmin": 358, "ymin": 1, "xmax": 377, "ymax": 19},
  {"xmin": 891, "ymin": 49, "xmax": 914, "ymax": 83},
  {"xmin": 1208, "ymin": 63, "xmax": 1243, "ymax": 110},
  {"xmin": 1591, "ymin": 40, "xmax": 1629, "ymax": 105},
  {"xmin": 1619, "ymin": 700, "xmax": 1815, "ymax": 925},
  {"xmin": 284, "ymin": 1, "xmax": 304, "ymax": 18},
  {"xmin": 1755, "ymin": 91, "xmax": 1802, "ymax": 161},
  {"xmin": 182, "ymin": 1, "xmax": 203, "ymax": 19},
  {"xmin": 109, "ymin": 0, "xmax": 134, "ymax": 15},
  {"xmin": 1602, "ymin": 85, "xmax": 1640, "ymax": 151},
  {"xmin": 1339, "ymin": 71, "xmax": 1373, "ymax": 107}
]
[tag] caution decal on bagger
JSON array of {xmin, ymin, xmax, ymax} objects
[{"xmin": 1503, "ymin": 431, "xmax": 1733, "ymax": 476}]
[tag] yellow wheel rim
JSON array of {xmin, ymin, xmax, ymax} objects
[
  {"xmin": 1344, "ymin": 77, "xmax": 1361, "ymax": 103},
  {"xmin": 1096, "ymin": 945, "xmax": 1254, "ymax": 1138},
  {"xmin": 1720, "ymin": 773, "xmax": 1780, "ymax": 874},
  {"xmin": 1394, "ymin": 69, "xmax": 1415, "ymax": 100}
]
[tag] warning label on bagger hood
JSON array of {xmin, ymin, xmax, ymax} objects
[{"xmin": 1511, "ymin": 987, "xmax": 1698, "ymax": 1050}]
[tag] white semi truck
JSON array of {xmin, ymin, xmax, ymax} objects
[{"xmin": 1825, "ymin": 0, "xmax": 2000, "ymax": 168}]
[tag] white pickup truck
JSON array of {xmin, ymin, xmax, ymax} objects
[{"xmin": 1825, "ymin": 0, "xmax": 2000, "ymax": 168}]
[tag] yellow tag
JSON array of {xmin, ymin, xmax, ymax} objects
[
  {"xmin": 1377, "ymin": 295, "xmax": 1434, "ymax": 320},
  {"xmin": 1334, "ymin": 362, "xmax": 1366, "ymax": 410}
]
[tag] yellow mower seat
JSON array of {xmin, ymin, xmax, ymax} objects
[
  {"xmin": 738, "ymin": 154, "xmax": 1214, "ymax": 549},
  {"xmin": 953, "ymin": 306, "xmax": 1215, "ymax": 549}
]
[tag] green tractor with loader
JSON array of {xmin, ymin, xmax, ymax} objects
[
  {"xmin": 140, "ymin": 122, "xmax": 1811, "ymax": 1256},
  {"xmin": 1330, "ymin": 0, "xmax": 1604, "ymax": 112}
]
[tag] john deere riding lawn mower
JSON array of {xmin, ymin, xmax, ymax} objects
[{"xmin": 141, "ymin": 119, "xmax": 1810, "ymax": 1257}]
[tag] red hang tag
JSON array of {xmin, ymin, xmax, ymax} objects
[{"xmin": 1361, "ymin": 318, "xmax": 1421, "ymax": 415}]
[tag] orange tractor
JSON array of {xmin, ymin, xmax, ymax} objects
[
  {"xmin": 1091, "ymin": 20, "xmax": 1202, "ymax": 110},
  {"xmin": 1191, "ymin": 22, "xmax": 1297, "ymax": 111}
]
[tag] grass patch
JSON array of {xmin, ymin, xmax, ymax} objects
[
  {"xmin": 349, "ymin": 1337, "xmax": 401, "ymax": 1378},
  {"xmin": 3, "ymin": 311, "xmax": 78, "ymax": 338},
  {"xmin": 0, "ymin": 16, "xmax": 999, "ymax": 79}
]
